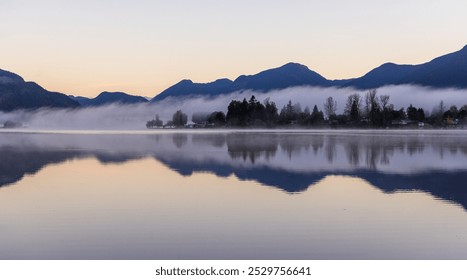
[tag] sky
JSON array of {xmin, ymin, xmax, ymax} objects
[{"xmin": 1, "ymin": 0, "xmax": 467, "ymax": 98}]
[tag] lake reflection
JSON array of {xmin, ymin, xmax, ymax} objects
[{"xmin": 0, "ymin": 130, "xmax": 466, "ymax": 259}]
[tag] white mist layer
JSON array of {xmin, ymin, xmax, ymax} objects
[{"xmin": 1, "ymin": 85, "xmax": 466, "ymax": 130}]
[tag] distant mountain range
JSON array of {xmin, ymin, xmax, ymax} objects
[
  {"xmin": 152, "ymin": 44, "xmax": 467, "ymax": 101},
  {"xmin": 0, "ymin": 69, "xmax": 79, "ymax": 112},
  {"xmin": 151, "ymin": 63, "xmax": 329, "ymax": 102},
  {"xmin": 69, "ymin": 91, "xmax": 148, "ymax": 107},
  {"xmin": 1, "ymin": 45, "xmax": 466, "ymax": 111}
]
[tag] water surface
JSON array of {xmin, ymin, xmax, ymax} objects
[{"xmin": 0, "ymin": 130, "xmax": 466, "ymax": 259}]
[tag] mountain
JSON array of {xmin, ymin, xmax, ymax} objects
[
  {"xmin": 340, "ymin": 63, "xmax": 421, "ymax": 89},
  {"xmin": 0, "ymin": 69, "xmax": 79, "ymax": 112},
  {"xmin": 151, "ymin": 63, "xmax": 328, "ymax": 102},
  {"xmin": 69, "ymin": 95, "xmax": 93, "ymax": 106},
  {"xmin": 399, "ymin": 45, "xmax": 467, "ymax": 88},
  {"xmin": 231, "ymin": 62, "xmax": 328, "ymax": 91},
  {"xmin": 2, "ymin": 45, "xmax": 467, "ymax": 109},
  {"xmin": 71, "ymin": 91, "xmax": 148, "ymax": 107},
  {"xmin": 348, "ymin": 45, "xmax": 467, "ymax": 89},
  {"xmin": 152, "ymin": 45, "xmax": 467, "ymax": 101},
  {"xmin": 151, "ymin": 79, "xmax": 234, "ymax": 102}
]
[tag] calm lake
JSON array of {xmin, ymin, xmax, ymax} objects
[{"xmin": 0, "ymin": 129, "xmax": 466, "ymax": 259}]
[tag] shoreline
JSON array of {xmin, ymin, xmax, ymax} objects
[{"xmin": 1, "ymin": 127, "xmax": 467, "ymax": 136}]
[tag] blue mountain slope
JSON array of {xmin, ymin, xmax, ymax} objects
[
  {"xmin": 151, "ymin": 78, "xmax": 234, "ymax": 102},
  {"xmin": 0, "ymin": 69, "xmax": 79, "ymax": 112},
  {"xmin": 343, "ymin": 63, "xmax": 421, "ymax": 89},
  {"xmin": 346, "ymin": 45, "xmax": 467, "ymax": 89},
  {"xmin": 232, "ymin": 62, "xmax": 328, "ymax": 91},
  {"xmin": 2, "ymin": 45, "xmax": 467, "ymax": 109},
  {"xmin": 71, "ymin": 91, "xmax": 148, "ymax": 107},
  {"xmin": 152, "ymin": 45, "xmax": 467, "ymax": 101},
  {"xmin": 399, "ymin": 45, "xmax": 467, "ymax": 88},
  {"xmin": 151, "ymin": 63, "xmax": 328, "ymax": 102}
]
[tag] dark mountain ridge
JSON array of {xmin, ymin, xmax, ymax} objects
[
  {"xmin": 152, "ymin": 45, "xmax": 467, "ymax": 102},
  {"xmin": 70, "ymin": 91, "xmax": 148, "ymax": 107},
  {"xmin": 0, "ymin": 69, "xmax": 79, "ymax": 112},
  {"xmin": 2, "ymin": 45, "xmax": 466, "ymax": 110},
  {"xmin": 151, "ymin": 63, "xmax": 329, "ymax": 102}
]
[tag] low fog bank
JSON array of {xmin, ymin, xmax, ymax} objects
[{"xmin": 1, "ymin": 85, "xmax": 466, "ymax": 130}]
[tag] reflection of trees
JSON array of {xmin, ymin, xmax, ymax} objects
[
  {"xmin": 430, "ymin": 137, "xmax": 467, "ymax": 160},
  {"xmin": 406, "ymin": 138, "xmax": 424, "ymax": 156},
  {"xmin": 279, "ymin": 135, "xmax": 324, "ymax": 158},
  {"xmin": 345, "ymin": 140, "xmax": 360, "ymax": 166},
  {"xmin": 325, "ymin": 136, "xmax": 337, "ymax": 163},
  {"xmin": 192, "ymin": 134, "xmax": 226, "ymax": 148},
  {"xmin": 379, "ymin": 145, "xmax": 393, "ymax": 166},
  {"xmin": 227, "ymin": 134, "xmax": 327, "ymax": 163},
  {"xmin": 461, "ymin": 145, "xmax": 467, "ymax": 156},
  {"xmin": 365, "ymin": 139, "xmax": 380, "ymax": 170},
  {"xmin": 172, "ymin": 134, "xmax": 188, "ymax": 149},
  {"xmin": 223, "ymin": 133, "xmax": 467, "ymax": 171},
  {"xmin": 311, "ymin": 135, "xmax": 325, "ymax": 154},
  {"xmin": 2, "ymin": 132, "xmax": 467, "ymax": 194},
  {"xmin": 227, "ymin": 134, "xmax": 278, "ymax": 163}
]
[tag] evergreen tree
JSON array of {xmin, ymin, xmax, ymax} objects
[
  {"xmin": 172, "ymin": 110, "xmax": 188, "ymax": 127},
  {"xmin": 407, "ymin": 104, "xmax": 418, "ymax": 121}
]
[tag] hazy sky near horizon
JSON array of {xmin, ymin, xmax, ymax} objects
[{"xmin": 1, "ymin": 0, "xmax": 467, "ymax": 97}]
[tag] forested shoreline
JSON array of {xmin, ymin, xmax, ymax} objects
[{"xmin": 147, "ymin": 90, "xmax": 467, "ymax": 129}]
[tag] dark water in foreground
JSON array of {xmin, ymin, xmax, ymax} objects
[{"xmin": 0, "ymin": 130, "xmax": 466, "ymax": 259}]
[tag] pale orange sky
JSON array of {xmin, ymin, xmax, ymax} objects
[{"xmin": 1, "ymin": 0, "xmax": 466, "ymax": 98}]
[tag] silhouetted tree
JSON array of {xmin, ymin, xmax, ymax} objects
[
  {"xmin": 172, "ymin": 110, "xmax": 187, "ymax": 127},
  {"xmin": 264, "ymin": 98, "xmax": 279, "ymax": 126},
  {"xmin": 416, "ymin": 108, "xmax": 425, "ymax": 122},
  {"xmin": 407, "ymin": 104, "xmax": 418, "ymax": 121},
  {"xmin": 311, "ymin": 105, "xmax": 324, "ymax": 124},
  {"xmin": 379, "ymin": 95, "xmax": 390, "ymax": 110},
  {"xmin": 349, "ymin": 100, "xmax": 360, "ymax": 123},
  {"xmin": 226, "ymin": 96, "xmax": 269, "ymax": 126},
  {"xmin": 364, "ymin": 89, "xmax": 382, "ymax": 126},
  {"xmin": 364, "ymin": 89, "xmax": 379, "ymax": 117},
  {"xmin": 345, "ymin": 93, "xmax": 362, "ymax": 122},
  {"xmin": 207, "ymin": 111, "xmax": 226, "ymax": 126},
  {"xmin": 279, "ymin": 100, "xmax": 296, "ymax": 125},
  {"xmin": 226, "ymin": 99, "xmax": 248, "ymax": 126},
  {"xmin": 146, "ymin": 114, "xmax": 163, "ymax": 128},
  {"xmin": 323, "ymin": 96, "xmax": 337, "ymax": 119}
]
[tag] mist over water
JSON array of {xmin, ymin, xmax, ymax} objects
[{"xmin": 1, "ymin": 85, "xmax": 466, "ymax": 129}]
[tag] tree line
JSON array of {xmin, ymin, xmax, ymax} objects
[{"xmin": 148, "ymin": 90, "xmax": 467, "ymax": 128}]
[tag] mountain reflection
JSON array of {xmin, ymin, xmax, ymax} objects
[{"xmin": 1, "ymin": 131, "xmax": 466, "ymax": 209}]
